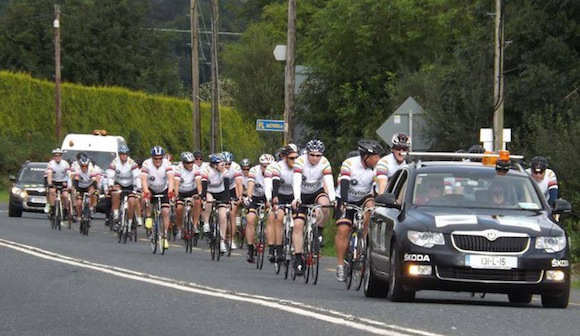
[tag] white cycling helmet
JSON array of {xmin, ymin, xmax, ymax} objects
[{"xmin": 259, "ymin": 154, "xmax": 275, "ymax": 165}]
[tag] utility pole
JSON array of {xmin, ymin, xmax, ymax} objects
[
  {"xmin": 209, "ymin": 0, "xmax": 220, "ymax": 153},
  {"xmin": 492, "ymin": 0, "xmax": 505, "ymax": 151},
  {"xmin": 284, "ymin": 0, "xmax": 297, "ymax": 145},
  {"xmin": 190, "ymin": 0, "xmax": 201, "ymax": 150},
  {"xmin": 54, "ymin": 5, "xmax": 62, "ymax": 142}
]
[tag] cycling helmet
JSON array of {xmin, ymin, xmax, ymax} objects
[
  {"xmin": 274, "ymin": 148, "xmax": 285, "ymax": 161},
  {"xmin": 209, "ymin": 153, "xmax": 223, "ymax": 164},
  {"xmin": 306, "ymin": 139, "xmax": 325, "ymax": 153},
  {"xmin": 118, "ymin": 145, "xmax": 130, "ymax": 154},
  {"xmin": 347, "ymin": 150, "xmax": 359, "ymax": 158},
  {"xmin": 240, "ymin": 158, "xmax": 251, "ymax": 167},
  {"xmin": 150, "ymin": 146, "xmax": 165, "ymax": 156},
  {"xmin": 357, "ymin": 140, "xmax": 384, "ymax": 156},
  {"xmin": 193, "ymin": 150, "xmax": 203, "ymax": 159},
  {"xmin": 181, "ymin": 151, "xmax": 195, "ymax": 163},
  {"xmin": 280, "ymin": 144, "xmax": 299, "ymax": 157},
  {"xmin": 76, "ymin": 152, "xmax": 88, "ymax": 160},
  {"xmin": 468, "ymin": 144, "xmax": 486, "ymax": 154},
  {"xmin": 259, "ymin": 154, "xmax": 275, "ymax": 165},
  {"xmin": 530, "ymin": 156, "xmax": 549, "ymax": 172},
  {"xmin": 79, "ymin": 156, "xmax": 91, "ymax": 166},
  {"xmin": 222, "ymin": 151, "xmax": 234, "ymax": 163},
  {"xmin": 391, "ymin": 133, "xmax": 411, "ymax": 149},
  {"xmin": 52, "ymin": 148, "xmax": 63, "ymax": 155}
]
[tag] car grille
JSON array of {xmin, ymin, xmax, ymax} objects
[
  {"xmin": 26, "ymin": 189, "xmax": 44, "ymax": 197},
  {"xmin": 452, "ymin": 234, "xmax": 529, "ymax": 253},
  {"xmin": 436, "ymin": 266, "xmax": 542, "ymax": 283}
]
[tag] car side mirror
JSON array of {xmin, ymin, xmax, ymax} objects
[
  {"xmin": 375, "ymin": 193, "xmax": 400, "ymax": 209},
  {"xmin": 552, "ymin": 199, "xmax": 571, "ymax": 215},
  {"xmin": 9, "ymin": 174, "xmax": 16, "ymax": 182}
]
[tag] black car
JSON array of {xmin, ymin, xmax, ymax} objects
[
  {"xmin": 9, "ymin": 161, "xmax": 48, "ymax": 217},
  {"xmin": 364, "ymin": 153, "xmax": 572, "ymax": 308}
]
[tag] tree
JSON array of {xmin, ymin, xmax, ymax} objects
[{"xmin": 0, "ymin": 0, "xmax": 181, "ymax": 95}]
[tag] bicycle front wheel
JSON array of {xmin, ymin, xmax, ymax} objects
[
  {"xmin": 353, "ymin": 232, "xmax": 366, "ymax": 291},
  {"xmin": 310, "ymin": 226, "xmax": 320, "ymax": 285},
  {"xmin": 345, "ymin": 235, "xmax": 355, "ymax": 290},
  {"xmin": 256, "ymin": 221, "xmax": 265, "ymax": 270},
  {"xmin": 150, "ymin": 219, "xmax": 158, "ymax": 254},
  {"xmin": 225, "ymin": 217, "xmax": 232, "ymax": 257}
]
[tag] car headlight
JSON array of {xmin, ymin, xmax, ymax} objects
[
  {"xmin": 11, "ymin": 187, "xmax": 27, "ymax": 199},
  {"xmin": 407, "ymin": 230, "xmax": 445, "ymax": 248},
  {"xmin": 535, "ymin": 236, "xmax": 566, "ymax": 253}
]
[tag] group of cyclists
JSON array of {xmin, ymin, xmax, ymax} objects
[{"xmin": 43, "ymin": 132, "xmax": 559, "ymax": 283}]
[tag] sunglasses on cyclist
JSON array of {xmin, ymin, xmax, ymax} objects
[{"xmin": 309, "ymin": 153, "xmax": 322, "ymax": 158}]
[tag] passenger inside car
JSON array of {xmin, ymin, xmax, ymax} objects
[
  {"xmin": 488, "ymin": 182, "xmax": 515, "ymax": 207},
  {"xmin": 414, "ymin": 176, "xmax": 446, "ymax": 205}
]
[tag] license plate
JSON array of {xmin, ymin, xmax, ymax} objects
[
  {"xmin": 29, "ymin": 197, "xmax": 47, "ymax": 204},
  {"xmin": 465, "ymin": 255, "xmax": 517, "ymax": 269}
]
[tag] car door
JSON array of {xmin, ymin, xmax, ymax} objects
[{"xmin": 371, "ymin": 169, "xmax": 409, "ymax": 272}]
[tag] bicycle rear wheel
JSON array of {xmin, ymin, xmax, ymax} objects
[
  {"xmin": 209, "ymin": 214, "xmax": 217, "ymax": 260},
  {"xmin": 215, "ymin": 216, "xmax": 221, "ymax": 262},
  {"xmin": 226, "ymin": 217, "xmax": 232, "ymax": 257},
  {"xmin": 353, "ymin": 232, "xmax": 366, "ymax": 291},
  {"xmin": 283, "ymin": 227, "xmax": 293, "ymax": 279}
]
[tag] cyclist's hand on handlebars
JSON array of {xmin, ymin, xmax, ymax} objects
[
  {"xmin": 62, "ymin": 182, "xmax": 68, "ymax": 189},
  {"xmin": 168, "ymin": 191, "xmax": 176, "ymax": 200},
  {"xmin": 291, "ymin": 199, "xmax": 301, "ymax": 210},
  {"xmin": 243, "ymin": 197, "xmax": 252, "ymax": 207},
  {"xmin": 143, "ymin": 191, "xmax": 151, "ymax": 200}
]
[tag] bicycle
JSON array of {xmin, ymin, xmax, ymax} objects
[
  {"xmin": 277, "ymin": 203, "xmax": 294, "ymax": 278},
  {"xmin": 343, "ymin": 204, "xmax": 372, "ymax": 290},
  {"xmin": 79, "ymin": 191, "xmax": 93, "ymax": 236},
  {"xmin": 205, "ymin": 200, "xmax": 226, "ymax": 261},
  {"xmin": 147, "ymin": 195, "xmax": 168, "ymax": 255},
  {"xmin": 169, "ymin": 201, "xmax": 177, "ymax": 241},
  {"xmin": 116, "ymin": 190, "xmax": 137, "ymax": 244},
  {"xmin": 49, "ymin": 185, "xmax": 65, "ymax": 231},
  {"xmin": 182, "ymin": 197, "xmax": 197, "ymax": 253},
  {"xmin": 300, "ymin": 204, "xmax": 332, "ymax": 285},
  {"xmin": 254, "ymin": 203, "xmax": 268, "ymax": 270}
]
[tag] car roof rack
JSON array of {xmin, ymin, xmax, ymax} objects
[{"xmin": 403, "ymin": 152, "xmax": 525, "ymax": 171}]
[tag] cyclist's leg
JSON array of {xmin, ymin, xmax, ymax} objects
[
  {"xmin": 362, "ymin": 197, "xmax": 375, "ymax": 237},
  {"xmin": 334, "ymin": 198, "xmax": 353, "ymax": 281},
  {"xmin": 229, "ymin": 201, "xmax": 239, "ymax": 248},
  {"xmin": 175, "ymin": 198, "xmax": 185, "ymax": 234},
  {"xmin": 111, "ymin": 185, "xmax": 121, "ymax": 221},
  {"xmin": 245, "ymin": 202, "xmax": 258, "ymax": 262},
  {"xmin": 201, "ymin": 192, "xmax": 213, "ymax": 232},
  {"xmin": 192, "ymin": 197, "xmax": 202, "ymax": 231}
]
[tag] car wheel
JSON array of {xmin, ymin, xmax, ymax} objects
[
  {"xmin": 507, "ymin": 292, "xmax": 532, "ymax": 305},
  {"xmin": 8, "ymin": 202, "xmax": 22, "ymax": 217},
  {"xmin": 541, "ymin": 285, "xmax": 570, "ymax": 308},
  {"xmin": 363, "ymin": 237, "xmax": 387, "ymax": 298},
  {"xmin": 387, "ymin": 246, "xmax": 415, "ymax": 302}
]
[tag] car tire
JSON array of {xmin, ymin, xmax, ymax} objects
[
  {"xmin": 388, "ymin": 246, "xmax": 415, "ymax": 302},
  {"xmin": 363, "ymin": 237, "xmax": 387, "ymax": 298},
  {"xmin": 8, "ymin": 203, "xmax": 22, "ymax": 217},
  {"xmin": 541, "ymin": 285, "xmax": 570, "ymax": 308},
  {"xmin": 508, "ymin": 292, "xmax": 532, "ymax": 305}
]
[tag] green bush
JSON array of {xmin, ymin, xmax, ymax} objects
[{"xmin": 0, "ymin": 71, "xmax": 262, "ymax": 176}]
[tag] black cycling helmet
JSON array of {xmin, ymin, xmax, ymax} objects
[
  {"xmin": 357, "ymin": 140, "xmax": 384, "ymax": 157},
  {"xmin": 76, "ymin": 151, "xmax": 88, "ymax": 160},
  {"xmin": 280, "ymin": 144, "xmax": 299, "ymax": 157},
  {"xmin": 347, "ymin": 150, "xmax": 359, "ymax": 158},
  {"xmin": 530, "ymin": 156, "xmax": 549, "ymax": 172},
  {"xmin": 193, "ymin": 150, "xmax": 203, "ymax": 159},
  {"xmin": 468, "ymin": 144, "xmax": 486, "ymax": 162}
]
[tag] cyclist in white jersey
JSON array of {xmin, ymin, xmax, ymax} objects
[
  {"xmin": 46, "ymin": 148, "xmax": 72, "ymax": 216},
  {"xmin": 334, "ymin": 140, "xmax": 384, "ymax": 281},
  {"xmin": 107, "ymin": 145, "xmax": 142, "ymax": 230},
  {"xmin": 375, "ymin": 132, "xmax": 411, "ymax": 195},
  {"xmin": 244, "ymin": 153, "xmax": 276, "ymax": 263},
  {"xmin": 73, "ymin": 156, "xmax": 99, "ymax": 221},
  {"xmin": 526, "ymin": 156, "xmax": 559, "ymax": 207},
  {"xmin": 291, "ymin": 139, "xmax": 335, "ymax": 276},
  {"xmin": 141, "ymin": 146, "xmax": 175, "ymax": 250},
  {"xmin": 222, "ymin": 151, "xmax": 243, "ymax": 249},
  {"xmin": 240, "ymin": 158, "xmax": 252, "ymax": 193},
  {"xmin": 266, "ymin": 144, "xmax": 299, "ymax": 263},
  {"xmin": 200, "ymin": 153, "xmax": 232, "ymax": 253},
  {"xmin": 174, "ymin": 152, "xmax": 203, "ymax": 240}
]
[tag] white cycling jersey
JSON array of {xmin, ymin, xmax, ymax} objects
[
  {"xmin": 174, "ymin": 162, "xmax": 200, "ymax": 193},
  {"xmin": 75, "ymin": 166, "xmax": 98, "ymax": 189},
  {"xmin": 107, "ymin": 157, "xmax": 140, "ymax": 188},
  {"xmin": 46, "ymin": 159, "xmax": 71, "ymax": 184},
  {"xmin": 525, "ymin": 168, "xmax": 558, "ymax": 203},
  {"xmin": 141, "ymin": 158, "xmax": 174, "ymax": 193},
  {"xmin": 224, "ymin": 161, "xmax": 243, "ymax": 191},
  {"xmin": 336, "ymin": 156, "xmax": 375, "ymax": 202},
  {"xmin": 201, "ymin": 165, "xmax": 228, "ymax": 194},
  {"xmin": 375, "ymin": 153, "xmax": 406, "ymax": 180},
  {"xmin": 292, "ymin": 154, "xmax": 335, "ymax": 201},
  {"xmin": 248, "ymin": 164, "xmax": 267, "ymax": 198},
  {"xmin": 268, "ymin": 160, "xmax": 294, "ymax": 196}
]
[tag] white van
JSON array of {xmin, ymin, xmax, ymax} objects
[{"xmin": 61, "ymin": 130, "xmax": 127, "ymax": 169}]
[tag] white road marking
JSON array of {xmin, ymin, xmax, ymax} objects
[{"xmin": 0, "ymin": 238, "xmax": 444, "ymax": 336}]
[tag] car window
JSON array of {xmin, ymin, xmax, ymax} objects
[
  {"xmin": 412, "ymin": 172, "xmax": 543, "ymax": 210},
  {"xmin": 18, "ymin": 166, "xmax": 46, "ymax": 183}
]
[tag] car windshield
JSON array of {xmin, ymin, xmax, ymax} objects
[
  {"xmin": 63, "ymin": 150, "xmax": 116, "ymax": 170},
  {"xmin": 412, "ymin": 172, "xmax": 544, "ymax": 210},
  {"xmin": 18, "ymin": 165, "xmax": 46, "ymax": 184}
]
